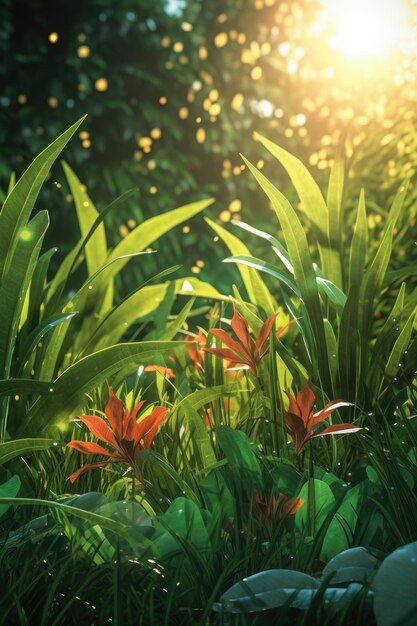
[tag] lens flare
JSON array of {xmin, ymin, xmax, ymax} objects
[{"xmin": 319, "ymin": 0, "xmax": 414, "ymax": 60}]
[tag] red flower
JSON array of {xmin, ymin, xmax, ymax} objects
[
  {"xmin": 254, "ymin": 490, "xmax": 304, "ymax": 525},
  {"xmin": 67, "ymin": 387, "xmax": 168, "ymax": 483},
  {"xmin": 284, "ymin": 379, "xmax": 360, "ymax": 455},
  {"xmin": 144, "ymin": 365, "xmax": 176, "ymax": 378},
  {"xmin": 202, "ymin": 305, "xmax": 294, "ymax": 377},
  {"xmin": 185, "ymin": 330, "xmax": 207, "ymax": 370},
  {"xmin": 240, "ymin": 489, "xmax": 304, "ymax": 538}
]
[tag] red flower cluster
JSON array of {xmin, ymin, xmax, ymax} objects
[
  {"xmin": 203, "ymin": 305, "xmax": 294, "ymax": 377},
  {"xmin": 67, "ymin": 388, "xmax": 168, "ymax": 482},
  {"xmin": 185, "ymin": 330, "xmax": 207, "ymax": 370},
  {"xmin": 284, "ymin": 379, "xmax": 360, "ymax": 455},
  {"xmin": 254, "ymin": 490, "xmax": 304, "ymax": 525}
]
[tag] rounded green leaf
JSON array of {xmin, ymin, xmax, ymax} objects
[
  {"xmin": 323, "ymin": 547, "xmax": 384, "ymax": 584},
  {"xmin": 295, "ymin": 479, "xmax": 335, "ymax": 533},
  {"xmin": 153, "ymin": 497, "xmax": 210, "ymax": 559},
  {"xmin": 214, "ymin": 569, "xmax": 318, "ymax": 613},
  {"xmin": 373, "ymin": 541, "xmax": 417, "ymax": 626}
]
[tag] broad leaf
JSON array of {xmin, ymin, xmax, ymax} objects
[
  {"xmin": 323, "ymin": 547, "xmax": 384, "ymax": 584},
  {"xmin": 373, "ymin": 540, "xmax": 417, "ymax": 626},
  {"xmin": 213, "ymin": 569, "xmax": 318, "ymax": 613},
  {"xmin": 216, "ymin": 425, "xmax": 261, "ymax": 485},
  {"xmin": 0, "ymin": 475, "xmax": 21, "ymax": 518}
]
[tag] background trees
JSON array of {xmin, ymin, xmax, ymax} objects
[{"xmin": 2, "ymin": 0, "xmax": 416, "ymax": 289}]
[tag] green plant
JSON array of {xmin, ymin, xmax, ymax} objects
[
  {"xmin": 67, "ymin": 386, "xmax": 169, "ymax": 483},
  {"xmin": 1, "ymin": 129, "xmax": 417, "ymax": 626},
  {"xmin": 215, "ymin": 135, "xmax": 416, "ymax": 414},
  {"xmin": 0, "ymin": 119, "xmax": 224, "ymax": 467}
]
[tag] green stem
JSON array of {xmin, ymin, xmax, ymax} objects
[{"xmin": 307, "ymin": 444, "xmax": 316, "ymax": 537}]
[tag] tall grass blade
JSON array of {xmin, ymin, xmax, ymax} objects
[
  {"xmin": 0, "ymin": 117, "xmax": 85, "ymax": 280},
  {"xmin": 241, "ymin": 156, "xmax": 332, "ymax": 392}
]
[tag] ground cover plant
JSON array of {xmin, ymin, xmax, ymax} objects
[{"xmin": 1, "ymin": 117, "xmax": 417, "ymax": 626}]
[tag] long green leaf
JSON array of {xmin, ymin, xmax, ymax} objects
[
  {"xmin": 25, "ymin": 341, "xmax": 185, "ymax": 435},
  {"xmin": 349, "ymin": 189, "xmax": 368, "ymax": 290},
  {"xmin": 79, "ymin": 267, "xmax": 181, "ymax": 353},
  {"xmin": 385, "ymin": 307, "xmax": 417, "ymax": 379},
  {"xmin": 241, "ymin": 156, "xmax": 332, "ymax": 392},
  {"xmin": 326, "ymin": 150, "xmax": 345, "ymax": 251},
  {"xmin": 359, "ymin": 223, "xmax": 394, "ymax": 343},
  {"xmin": 0, "ymin": 438, "xmax": 56, "ymax": 465},
  {"xmin": 0, "ymin": 117, "xmax": 85, "ymax": 281},
  {"xmin": 205, "ymin": 218, "xmax": 276, "ymax": 314},
  {"xmin": 18, "ymin": 312, "xmax": 77, "ymax": 374},
  {"xmin": 0, "ymin": 497, "xmax": 130, "ymax": 535},
  {"xmin": 338, "ymin": 190, "xmax": 369, "ymax": 399},
  {"xmin": 45, "ymin": 188, "xmax": 137, "ymax": 312},
  {"xmin": 387, "ymin": 178, "xmax": 409, "ymax": 226},
  {"xmin": 22, "ymin": 247, "xmax": 57, "ymax": 339},
  {"xmin": 108, "ymin": 199, "xmax": 213, "ymax": 273},
  {"xmin": 0, "ymin": 379, "xmax": 54, "ymax": 398},
  {"xmin": 254, "ymin": 133, "xmax": 329, "ymax": 237},
  {"xmin": 315, "ymin": 276, "xmax": 347, "ymax": 314},
  {"xmin": 62, "ymin": 161, "xmax": 108, "ymax": 277},
  {"xmin": 38, "ymin": 252, "xmax": 152, "ymax": 381},
  {"xmin": 371, "ymin": 283, "xmax": 406, "ymax": 365},
  {"xmin": 174, "ymin": 385, "xmax": 239, "ymax": 469},
  {"xmin": 224, "ymin": 254, "xmax": 300, "ymax": 296},
  {"xmin": 231, "ymin": 219, "xmax": 293, "ymax": 272},
  {"xmin": 0, "ymin": 211, "xmax": 49, "ymax": 380},
  {"xmin": 173, "ymin": 276, "xmax": 227, "ymax": 300}
]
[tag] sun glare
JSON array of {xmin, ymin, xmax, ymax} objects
[{"xmin": 319, "ymin": 0, "xmax": 413, "ymax": 60}]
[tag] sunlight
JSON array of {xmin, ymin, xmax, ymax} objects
[{"xmin": 319, "ymin": 0, "xmax": 413, "ymax": 60}]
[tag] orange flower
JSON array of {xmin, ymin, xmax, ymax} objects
[
  {"xmin": 284, "ymin": 379, "xmax": 360, "ymax": 456},
  {"xmin": 67, "ymin": 388, "xmax": 168, "ymax": 482},
  {"xmin": 144, "ymin": 365, "xmax": 176, "ymax": 378},
  {"xmin": 185, "ymin": 330, "xmax": 207, "ymax": 370},
  {"xmin": 203, "ymin": 305, "xmax": 294, "ymax": 377},
  {"xmin": 254, "ymin": 490, "xmax": 304, "ymax": 525}
]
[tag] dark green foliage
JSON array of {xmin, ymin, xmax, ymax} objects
[{"xmin": 1, "ymin": 118, "xmax": 417, "ymax": 625}]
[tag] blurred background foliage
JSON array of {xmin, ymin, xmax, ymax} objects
[{"xmin": 1, "ymin": 0, "xmax": 417, "ymax": 293}]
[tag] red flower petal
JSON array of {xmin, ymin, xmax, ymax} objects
[
  {"xmin": 275, "ymin": 318, "xmax": 298, "ymax": 338},
  {"xmin": 283, "ymin": 497, "xmax": 304, "ymax": 515},
  {"xmin": 186, "ymin": 338, "xmax": 204, "ymax": 369},
  {"xmin": 284, "ymin": 411, "xmax": 307, "ymax": 454},
  {"xmin": 78, "ymin": 414, "xmax": 117, "ymax": 447},
  {"xmin": 296, "ymin": 379, "xmax": 316, "ymax": 426},
  {"xmin": 230, "ymin": 306, "xmax": 253, "ymax": 355},
  {"xmin": 202, "ymin": 346, "xmax": 247, "ymax": 364},
  {"xmin": 128, "ymin": 400, "xmax": 146, "ymax": 424},
  {"xmin": 138, "ymin": 406, "xmax": 169, "ymax": 448},
  {"xmin": 285, "ymin": 391, "xmax": 302, "ymax": 419},
  {"xmin": 310, "ymin": 423, "xmax": 362, "ymax": 439},
  {"xmin": 67, "ymin": 440, "xmax": 116, "ymax": 457},
  {"xmin": 105, "ymin": 388, "xmax": 125, "ymax": 437},
  {"xmin": 311, "ymin": 401, "xmax": 353, "ymax": 427},
  {"xmin": 254, "ymin": 312, "xmax": 279, "ymax": 357},
  {"xmin": 68, "ymin": 461, "xmax": 112, "ymax": 484},
  {"xmin": 144, "ymin": 365, "xmax": 176, "ymax": 378},
  {"xmin": 210, "ymin": 328, "xmax": 252, "ymax": 361}
]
